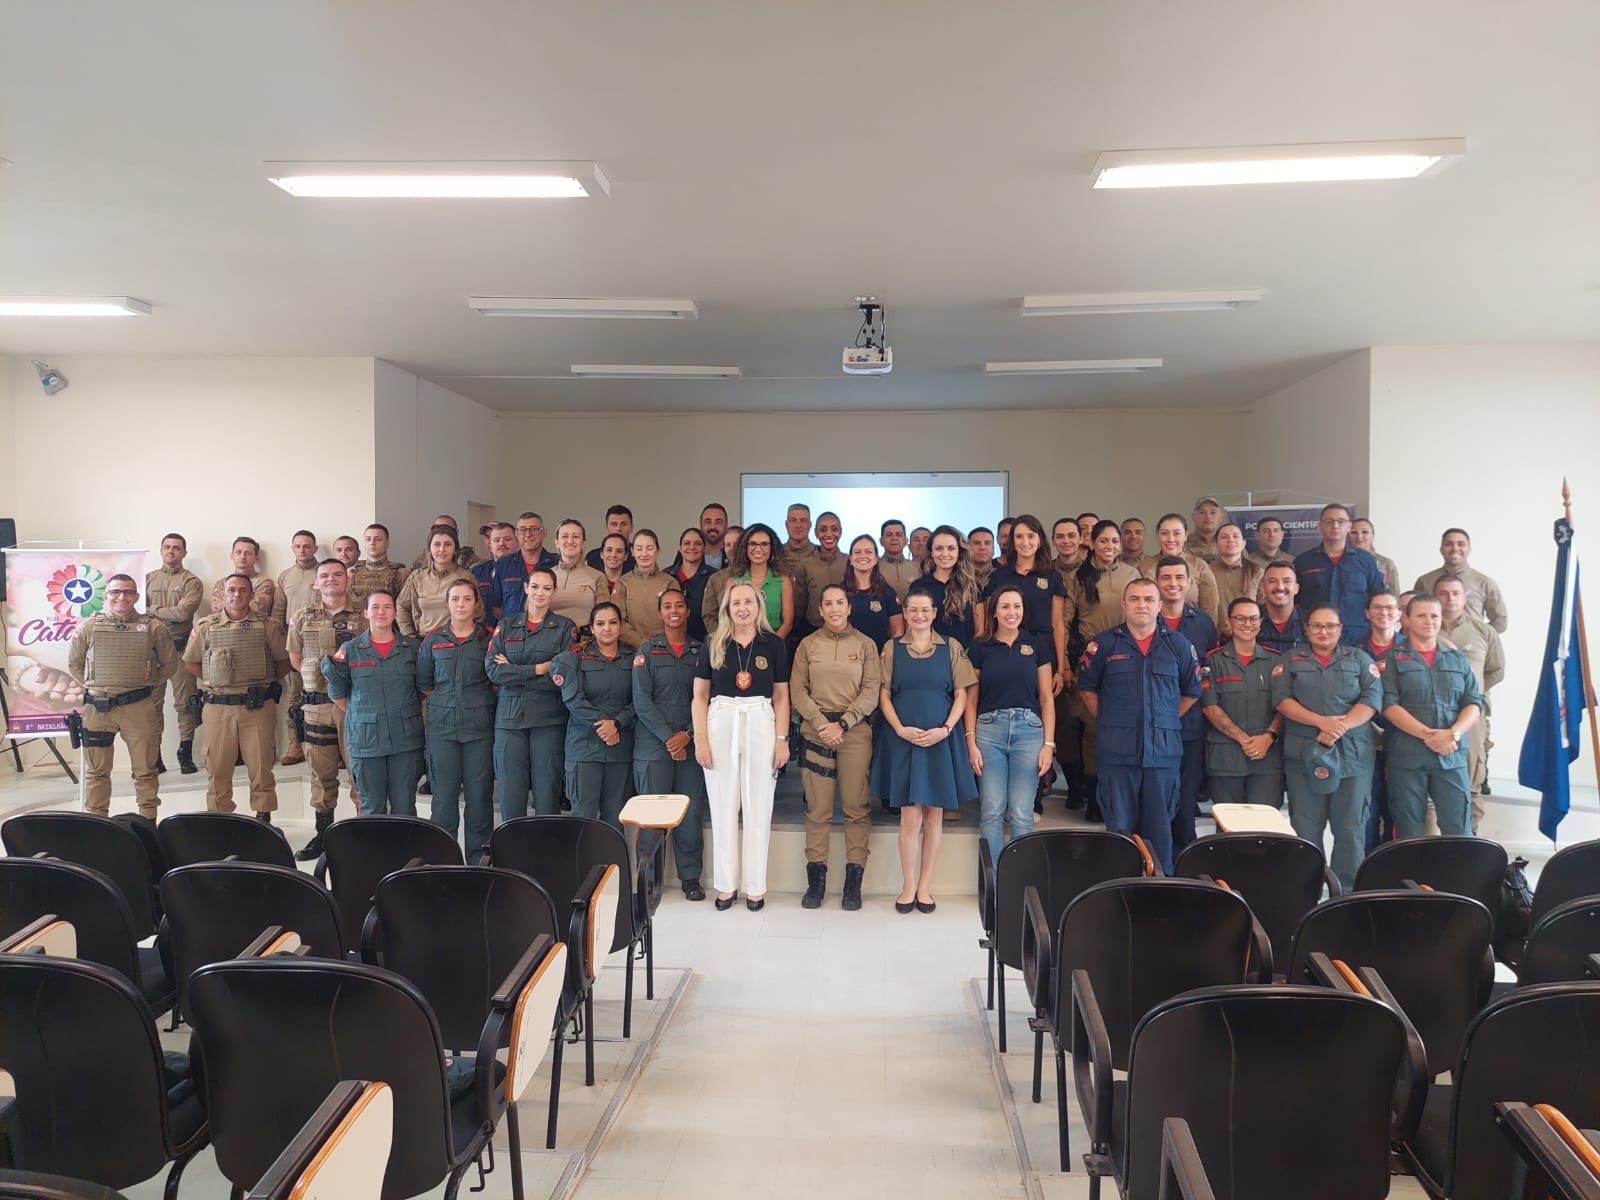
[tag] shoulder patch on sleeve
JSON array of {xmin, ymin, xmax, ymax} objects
[
  {"xmin": 1084, "ymin": 640, "xmax": 1098, "ymax": 656},
  {"xmin": 551, "ymin": 672, "xmax": 565, "ymax": 687},
  {"xmin": 1369, "ymin": 663, "xmax": 1381, "ymax": 678},
  {"xmin": 633, "ymin": 653, "xmax": 646, "ymax": 667},
  {"xmin": 1270, "ymin": 662, "xmax": 1285, "ymax": 677},
  {"xmin": 333, "ymin": 647, "xmax": 347, "ymax": 662}
]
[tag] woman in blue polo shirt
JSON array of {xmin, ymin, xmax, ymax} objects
[
  {"xmin": 980, "ymin": 514, "xmax": 1067, "ymax": 694},
  {"xmin": 966, "ymin": 584, "xmax": 1055, "ymax": 866},
  {"xmin": 843, "ymin": 534, "xmax": 905, "ymax": 650}
]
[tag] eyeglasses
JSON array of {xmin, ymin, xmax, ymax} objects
[
  {"xmin": 1230, "ymin": 615, "xmax": 1262, "ymax": 624},
  {"xmin": 518, "ymin": 526, "xmax": 544, "ymax": 535},
  {"xmin": 107, "ymin": 589, "xmax": 138, "ymax": 597},
  {"xmin": 1307, "ymin": 622, "xmax": 1342, "ymax": 632},
  {"xmin": 745, "ymin": 540, "xmax": 772, "ymax": 549}
]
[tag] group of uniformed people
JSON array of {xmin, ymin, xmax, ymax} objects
[{"xmin": 64, "ymin": 496, "xmax": 1505, "ymax": 901}]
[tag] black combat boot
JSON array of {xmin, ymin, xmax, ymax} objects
[
  {"xmin": 841, "ymin": 863, "xmax": 864, "ymax": 911},
  {"xmin": 155, "ymin": 755, "xmax": 167, "ymax": 774},
  {"xmin": 296, "ymin": 809, "xmax": 334, "ymax": 861},
  {"xmin": 801, "ymin": 862, "xmax": 827, "ymax": 909},
  {"xmin": 1063, "ymin": 763, "xmax": 1087, "ymax": 811},
  {"xmin": 1084, "ymin": 775, "xmax": 1103, "ymax": 824},
  {"xmin": 177, "ymin": 740, "xmax": 197, "ymax": 774},
  {"xmin": 255, "ymin": 811, "xmax": 272, "ymax": 825}
]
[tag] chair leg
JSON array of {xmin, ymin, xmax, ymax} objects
[
  {"xmin": 443, "ymin": 1162, "xmax": 470, "ymax": 1199},
  {"xmin": 547, "ymin": 1022, "xmax": 566, "ymax": 1149},
  {"xmin": 165, "ymin": 1140, "xmax": 204, "ymax": 1199},
  {"xmin": 645, "ymin": 922, "xmax": 655, "ymax": 1001},
  {"xmin": 584, "ymin": 988, "xmax": 596, "ymax": 1086},
  {"xmin": 1088, "ymin": 1173, "xmax": 1100, "ymax": 1200},
  {"xmin": 506, "ymin": 1104, "xmax": 525, "ymax": 1200},
  {"xmin": 986, "ymin": 943, "xmax": 995, "ymax": 1010},
  {"xmin": 997, "ymin": 965, "xmax": 1007, "ymax": 1052},
  {"xmin": 623, "ymin": 942, "xmax": 635, "ymax": 1040},
  {"xmin": 1056, "ymin": 1045, "xmax": 1071, "ymax": 1173},
  {"xmin": 1032, "ymin": 1027, "xmax": 1044, "ymax": 1103}
]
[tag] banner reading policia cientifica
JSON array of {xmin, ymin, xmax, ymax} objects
[{"xmin": 3, "ymin": 548, "xmax": 148, "ymax": 736}]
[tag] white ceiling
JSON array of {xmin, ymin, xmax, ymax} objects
[{"xmin": 1, "ymin": 1, "xmax": 1596, "ymax": 413}]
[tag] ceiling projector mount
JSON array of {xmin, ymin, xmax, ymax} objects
[{"xmin": 843, "ymin": 296, "xmax": 892, "ymax": 375}]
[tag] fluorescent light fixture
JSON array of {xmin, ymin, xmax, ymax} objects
[
  {"xmin": 468, "ymin": 297, "xmax": 697, "ymax": 320},
  {"xmin": 1092, "ymin": 139, "xmax": 1466, "ymax": 188},
  {"xmin": 1023, "ymin": 290, "xmax": 1263, "ymax": 316},
  {"xmin": 570, "ymin": 364, "xmax": 741, "ymax": 379},
  {"xmin": 265, "ymin": 160, "xmax": 610, "ymax": 199},
  {"xmin": 985, "ymin": 359, "xmax": 1162, "ymax": 376},
  {"xmin": 0, "ymin": 297, "xmax": 152, "ymax": 317}
]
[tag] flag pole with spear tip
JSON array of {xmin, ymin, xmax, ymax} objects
[{"xmin": 1563, "ymin": 478, "xmax": 1600, "ymax": 789}]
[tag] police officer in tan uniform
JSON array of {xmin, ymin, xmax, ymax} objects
[
  {"xmin": 615, "ymin": 530, "xmax": 683, "ymax": 647},
  {"xmin": 1210, "ymin": 523, "xmax": 1265, "ymax": 623},
  {"xmin": 1052, "ymin": 518, "xmax": 1084, "ymax": 573},
  {"xmin": 1118, "ymin": 517, "xmax": 1147, "ymax": 568},
  {"xmin": 968, "ymin": 526, "xmax": 996, "ymax": 590},
  {"xmin": 349, "ymin": 523, "xmax": 409, "ymax": 608},
  {"xmin": 287, "ymin": 559, "xmax": 366, "ymax": 859},
  {"xmin": 877, "ymin": 519, "xmax": 919, "ymax": 600},
  {"xmin": 145, "ymin": 532, "xmax": 203, "ymax": 774},
  {"xmin": 1348, "ymin": 519, "xmax": 1399, "ymax": 590},
  {"xmin": 409, "ymin": 513, "xmax": 479, "ymax": 571},
  {"xmin": 1140, "ymin": 513, "xmax": 1222, "ymax": 627},
  {"xmin": 332, "ymin": 535, "xmax": 360, "ymax": 568},
  {"xmin": 1436, "ymin": 573, "xmax": 1505, "ymax": 828},
  {"xmin": 1247, "ymin": 517, "xmax": 1295, "ymax": 570},
  {"xmin": 272, "ymin": 529, "xmax": 320, "ymax": 766},
  {"xmin": 185, "ymin": 574, "xmax": 291, "ymax": 819},
  {"xmin": 549, "ymin": 518, "xmax": 607, "ymax": 628},
  {"xmin": 396, "ymin": 525, "xmax": 477, "ymax": 637},
  {"xmin": 209, "ymin": 536, "xmax": 277, "ymax": 618},
  {"xmin": 65, "ymin": 574, "xmax": 179, "ymax": 819},
  {"xmin": 799, "ymin": 513, "xmax": 849, "ymax": 629},
  {"xmin": 1414, "ymin": 528, "xmax": 1508, "ymax": 632},
  {"xmin": 780, "ymin": 504, "xmax": 820, "ymax": 646},
  {"xmin": 1185, "ymin": 497, "xmax": 1226, "ymax": 563}
]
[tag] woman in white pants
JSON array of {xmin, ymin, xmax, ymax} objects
[{"xmin": 693, "ymin": 581, "xmax": 791, "ymax": 911}]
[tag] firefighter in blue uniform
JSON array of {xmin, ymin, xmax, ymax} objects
[
  {"xmin": 417, "ymin": 578, "xmax": 496, "ymax": 862},
  {"xmin": 1379, "ymin": 594, "xmax": 1483, "ymax": 838},
  {"xmin": 551, "ymin": 600, "xmax": 635, "ymax": 829},
  {"xmin": 1076, "ymin": 577, "xmax": 1202, "ymax": 874},
  {"xmin": 1292, "ymin": 504, "xmax": 1386, "ymax": 645},
  {"xmin": 486, "ymin": 567, "xmax": 576, "ymax": 818},
  {"xmin": 1152, "ymin": 555, "xmax": 1218, "ymax": 852},
  {"xmin": 632, "ymin": 588, "xmax": 709, "ymax": 899},
  {"xmin": 323, "ymin": 589, "xmax": 424, "ymax": 815}
]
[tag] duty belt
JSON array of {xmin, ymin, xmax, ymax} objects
[
  {"xmin": 85, "ymin": 687, "xmax": 152, "ymax": 714},
  {"xmin": 201, "ymin": 682, "xmax": 283, "ymax": 710},
  {"xmin": 301, "ymin": 690, "xmax": 332, "ymax": 705},
  {"xmin": 799, "ymin": 710, "xmax": 846, "ymax": 780}
]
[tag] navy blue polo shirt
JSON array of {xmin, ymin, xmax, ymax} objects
[
  {"xmin": 1257, "ymin": 608, "xmax": 1305, "ymax": 654},
  {"xmin": 1076, "ymin": 622, "xmax": 1203, "ymax": 770},
  {"xmin": 1292, "ymin": 545, "xmax": 1386, "ymax": 644},
  {"xmin": 982, "ymin": 564, "xmax": 1066, "ymax": 650},
  {"xmin": 968, "ymin": 635, "xmax": 1045, "ymax": 715},
  {"xmin": 491, "ymin": 550, "xmax": 560, "ymax": 620},
  {"xmin": 848, "ymin": 587, "xmax": 902, "ymax": 650},
  {"xmin": 1161, "ymin": 604, "xmax": 1218, "ymax": 740},
  {"xmin": 918, "ymin": 574, "xmax": 976, "ymax": 646}
]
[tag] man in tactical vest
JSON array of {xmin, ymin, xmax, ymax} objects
[
  {"xmin": 144, "ymin": 532, "xmax": 204, "ymax": 774},
  {"xmin": 209, "ymin": 535, "xmax": 277, "ymax": 618},
  {"xmin": 65, "ymin": 574, "xmax": 179, "ymax": 819},
  {"xmin": 286, "ymin": 558, "xmax": 367, "ymax": 859},
  {"xmin": 349, "ymin": 523, "xmax": 409, "ymax": 608},
  {"xmin": 184, "ymin": 573, "xmax": 291, "ymax": 819}
]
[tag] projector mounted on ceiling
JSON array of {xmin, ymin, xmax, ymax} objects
[{"xmin": 843, "ymin": 296, "xmax": 892, "ymax": 376}]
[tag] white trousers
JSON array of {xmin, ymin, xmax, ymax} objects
[{"xmin": 705, "ymin": 695, "xmax": 777, "ymax": 896}]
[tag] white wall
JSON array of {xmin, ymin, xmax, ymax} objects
[
  {"xmin": 1246, "ymin": 350, "xmax": 1372, "ymax": 507},
  {"xmin": 494, "ymin": 407, "xmax": 1247, "ymax": 548},
  {"xmin": 1368, "ymin": 344, "xmax": 1600, "ymax": 805},
  {"xmin": 8, "ymin": 356, "xmax": 378, "ymax": 588},
  {"xmin": 374, "ymin": 361, "xmax": 499, "ymax": 564},
  {"xmin": 0, "ymin": 356, "xmax": 14, "ymax": 524}
]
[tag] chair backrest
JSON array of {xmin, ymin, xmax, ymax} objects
[
  {"xmin": 1353, "ymin": 835, "xmax": 1507, "ymax": 920},
  {"xmin": 0, "ymin": 954, "xmax": 174, "ymax": 1188},
  {"xmin": 0, "ymin": 857, "xmax": 142, "ymax": 985},
  {"xmin": 1288, "ymin": 889, "xmax": 1494, "ymax": 1075},
  {"xmin": 369, "ymin": 866, "xmax": 560, "ymax": 1050},
  {"xmin": 1533, "ymin": 840, "xmax": 1600, "ymax": 926},
  {"xmin": 187, "ymin": 956, "xmax": 456, "ymax": 1200},
  {"xmin": 1121, "ymin": 985, "xmax": 1406, "ymax": 1200},
  {"xmin": 1173, "ymin": 833, "xmax": 1330, "ymax": 969},
  {"xmin": 489, "ymin": 816, "xmax": 635, "ymax": 954},
  {"xmin": 0, "ymin": 1171, "xmax": 130, "ymax": 1198},
  {"xmin": 2, "ymin": 813, "xmax": 159, "ymax": 938},
  {"xmin": 155, "ymin": 811, "xmax": 296, "ymax": 871},
  {"xmin": 159, "ymin": 861, "xmax": 344, "ymax": 1020},
  {"xmin": 320, "ymin": 817, "xmax": 464, "ymax": 947},
  {"xmin": 1442, "ymin": 983, "xmax": 1600, "ymax": 1200},
  {"xmin": 1057, "ymin": 878, "xmax": 1256, "ymax": 1069},
  {"xmin": 994, "ymin": 830, "xmax": 1148, "ymax": 971},
  {"xmin": 1518, "ymin": 898, "xmax": 1600, "ymax": 986},
  {"xmin": 247, "ymin": 1080, "xmax": 391, "ymax": 1200}
]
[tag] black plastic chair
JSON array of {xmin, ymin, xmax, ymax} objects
[
  {"xmin": 2, "ymin": 812, "xmax": 162, "ymax": 939},
  {"xmin": 0, "ymin": 856, "xmax": 175, "ymax": 1019},
  {"xmin": 488, "ymin": 815, "xmax": 665, "ymax": 1039},
  {"xmin": 0, "ymin": 953, "xmax": 207, "ymax": 1195},
  {"xmin": 0, "ymin": 1173, "xmax": 129, "ymax": 1199},
  {"xmin": 158, "ymin": 861, "xmax": 344, "ymax": 1020},
  {"xmin": 246, "ymin": 1080, "xmax": 391, "ymax": 1200},
  {"xmin": 1494, "ymin": 1101, "xmax": 1600, "ymax": 1200},
  {"xmin": 1353, "ymin": 835, "xmax": 1507, "ymax": 921},
  {"xmin": 1515, "ymin": 899, "xmax": 1600, "ymax": 987},
  {"xmin": 1088, "ymin": 986, "xmax": 1414, "ymax": 1200},
  {"xmin": 314, "ymin": 816, "xmax": 464, "ymax": 949},
  {"xmin": 188, "ymin": 949, "xmax": 549, "ymax": 1200},
  {"xmin": 1288, "ymin": 889, "xmax": 1494, "ymax": 1077},
  {"xmin": 155, "ymin": 812, "xmax": 296, "ymax": 871},
  {"xmin": 1023, "ymin": 877, "xmax": 1270, "ymax": 1172},
  {"xmin": 1173, "ymin": 832, "xmax": 1338, "ymax": 972},
  {"xmin": 977, "ymin": 829, "xmax": 1152, "ymax": 1052},
  {"xmin": 1534, "ymin": 840, "xmax": 1600, "ymax": 926},
  {"xmin": 1398, "ymin": 983, "xmax": 1600, "ymax": 1200},
  {"xmin": 364, "ymin": 865, "xmax": 584, "ymax": 1147}
]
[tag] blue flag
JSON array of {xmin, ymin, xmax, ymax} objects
[{"xmin": 1518, "ymin": 517, "xmax": 1594, "ymax": 840}]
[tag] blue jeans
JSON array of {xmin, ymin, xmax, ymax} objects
[{"xmin": 976, "ymin": 708, "xmax": 1045, "ymax": 867}]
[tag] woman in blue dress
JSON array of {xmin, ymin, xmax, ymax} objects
[{"xmin": 872, "ymin": 581, "xmax": 978, "ymax": 912}]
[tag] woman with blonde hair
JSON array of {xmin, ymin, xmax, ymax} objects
[{"xmin": 692, "ymin": 580, "xmax": 791, "ymax": 910}]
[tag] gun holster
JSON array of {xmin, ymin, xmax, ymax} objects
[
  {"xmin": 64, "ymin": 710, "xmax": 84, "ymax": 749},
  {"xmin": 188, "ymin": 693, "xmax": 205, "ymax": 728}
]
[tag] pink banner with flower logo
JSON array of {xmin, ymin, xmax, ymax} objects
[{"xmin": 4, "ymin": 549, "xmax": 148, "ymax": 736}]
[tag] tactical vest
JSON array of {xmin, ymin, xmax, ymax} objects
[
  {"xmin": 297, "ymin": 607, "xmax": 363, "ymax": 690},
  {"xmin": 201, "ymin": 619, "xmax": 273, "ymax": 689},
  {"xmin": 84, "ymin": 619, "xmax": 155, "ymax": 691},
  {"xmin": 349, "ymin": 560, "xmax": 403, "ymax": 604}
]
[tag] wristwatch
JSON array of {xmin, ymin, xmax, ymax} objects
[
  {"xmin": 1267, "ymin": 730, "xmax": 1280, "ymax": 744},
  {"xmin": 840, "ymin": 715, "xmax": 854, "ymax": 732}
]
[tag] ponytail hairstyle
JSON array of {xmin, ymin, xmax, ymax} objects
[{"xmin": 1075, "ymin": 520, "xmax": 1123, "ymax": 608}]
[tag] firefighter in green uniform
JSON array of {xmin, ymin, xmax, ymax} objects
[
  {"xmin": 1378, "ymin": 594, "xmax": 1483, "ymax": 838},
  {"xmin": 551, "ymin": 600, "xmax": 635, "ymax": 829},
  {"xmin": 487, "ymin": 567, "xmax": 577, "ymax": 818},
  {"xmin": 417, "ymin": 578, "xmax": 496, "ymax": 862},
  {"xmin": 323, "ymin": 589, "xmax": 424, "ymax": 815},
  {"xmin": 1200, "ymin": 596, "xmax": 1285, "ymax": 806}
]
